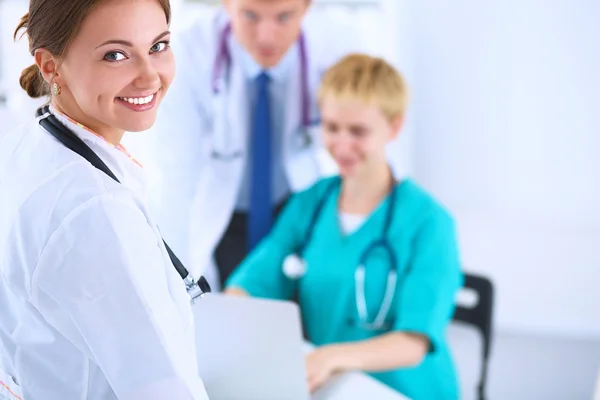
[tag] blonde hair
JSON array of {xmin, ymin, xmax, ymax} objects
[{"xmin": 318, "ymin": 53, "xmax": 409, "ymax": 122}]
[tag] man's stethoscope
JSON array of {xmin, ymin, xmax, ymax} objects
[
  {"xmin": 35, "ymin": 105, "xmax": 212, "ymax": 302},
  {"xmin": 210, "ymin": 23, "xmax": 314, "ymax": 160},
  {"xmin": 283, "ymin": 176, "xmax": 403, "ymax": 331}
]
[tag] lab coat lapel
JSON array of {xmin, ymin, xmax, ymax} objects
[
  {"xmin": 306, "ymin": 48, "xmax": 339, "ymax": 179},
  {"xmin": 284, "ymin": 42, "xmax": 337, "ymax": 192},
  {"xmin": 282, "ymin": 55, "xmax": 301, "ymax": 156},
  {"xmin": 283, "ymin": 51, "xmax": 320, "ymax": 192},
  {"xmin": 187, "ymin": 50, "xmax": 248, "ymax": 281}
]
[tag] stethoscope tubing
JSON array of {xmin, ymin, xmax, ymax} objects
[{"xmin": 292, "ymin": 176, "xmax": 401, "ymax": 330}]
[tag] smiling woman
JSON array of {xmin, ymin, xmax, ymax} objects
[
  {"xmin": 15, "ymin": 0, "xmax": 174, "ymax": 143},
  {"xmin": 0, "ymin": 1, "xmax": 210, "ymax": 400}
]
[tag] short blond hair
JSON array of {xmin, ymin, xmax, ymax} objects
[{"xmin": 318, "ymin": 53, "xmax": 409, "ymax": 122}]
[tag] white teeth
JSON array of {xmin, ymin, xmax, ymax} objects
[{"xmin": 119, "ymin": 94, "xmax": 154, "ymax": 105}]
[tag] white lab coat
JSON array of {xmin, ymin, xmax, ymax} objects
[
  {"xmin": 0, "ymin": 109, "xmax": 209, "ymax": 400},
  {"xmin": 129, "ymin": 9, "xmax": 365, "ymax": 291}
]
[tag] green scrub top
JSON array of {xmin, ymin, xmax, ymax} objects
[{"xmin": 226, "ymin": 176, "xmax": 463, "ymax": 400}]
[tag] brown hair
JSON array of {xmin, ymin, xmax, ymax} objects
[
  {"xmin": 318, "ymin": 53, "xmax": 409, "ymax": 122},
  {"xmin": 14, "ymin": 0, "xmax": 172, "ymax": 98}
]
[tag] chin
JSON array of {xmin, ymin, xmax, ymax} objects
[
  {"xmin": 255, "ymin": 53, "xmax": 283, "ymax": 68},
  {"xmin": 338, "ymin": 166, "xmax": 357, "ymax": 177},
  {"xmin": 119, "ymin": 116, "xmax": 157, "ymax": 133}
]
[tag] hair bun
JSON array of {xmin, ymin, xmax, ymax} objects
[{"xmin": 19, "ymin": 64, "xmax": 48, "ymax": 98}]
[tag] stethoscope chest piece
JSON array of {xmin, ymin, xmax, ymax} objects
[{"xmin": 283, "ymin": 254, "xmax": 307, "ymax": 280}]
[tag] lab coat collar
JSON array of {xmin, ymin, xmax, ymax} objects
[
  {"xmin": 47, "ymin": 106, "xmax": 148, "ymax": 199},
  {"xmin": 228, "ymin": 30, "xmax": 298, "ymax": 83}
]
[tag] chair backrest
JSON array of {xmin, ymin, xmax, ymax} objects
[{"xmin": 453, "ymin": 272, "xmax": 494, "ymax": 400}]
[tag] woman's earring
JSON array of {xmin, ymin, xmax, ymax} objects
[{"xmin": 52, "ymin": 82, "xmax": 61, "ymax": 96}]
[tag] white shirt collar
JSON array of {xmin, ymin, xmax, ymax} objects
[{"xmin": 47, "ymin": 105, "xmax": 148, "ymax": 200}]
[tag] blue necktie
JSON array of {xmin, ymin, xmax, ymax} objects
[{"xmin": 248, "ymin": 72, "xmax": 272, "ymax": 251}]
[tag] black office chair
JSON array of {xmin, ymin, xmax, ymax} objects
[{"xmin": 453, "ymin": 272, "xmax": 494, "ymax": 400}]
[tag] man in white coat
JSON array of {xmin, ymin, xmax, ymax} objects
[{"xmin": 136, "ymin": 0, "xmax": 366, "ymax": 291}]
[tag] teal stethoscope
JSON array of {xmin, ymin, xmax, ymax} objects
[
  {"xmin": 283, "ymin": 176, "xmax": 401, "ymax": 331},
  {"xmin": 210, "ymin": 22, "xmax": 315, "ymax": 160}
]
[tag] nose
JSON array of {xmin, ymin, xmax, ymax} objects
[
  {"xmin": 132, "ymin": 57, "xmax": 161, "ymax": 90},
  {"xmin": 332, "ymin": 131, "xmax": 355, "ymax": 153},
  {"xmin": 256, "ymin": 20, "xmax": 279, "ymax": 44}
]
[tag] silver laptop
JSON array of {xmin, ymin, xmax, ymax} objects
[{"xmin": 192, "ymin": 293, "xmax": 310, "ymax": 400}]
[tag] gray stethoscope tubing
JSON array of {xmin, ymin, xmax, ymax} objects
[
  {"xmin": 289, "ymin": 176, "xmax": 399, "ymax": 331},
  {"xmin": 210, "ymin": 22, "xmax": 313, "ymax": 160}
]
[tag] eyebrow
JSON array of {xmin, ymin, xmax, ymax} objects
[{"xmin": 95, "ymin": 31, "xmax": 170, "ymax": 49}]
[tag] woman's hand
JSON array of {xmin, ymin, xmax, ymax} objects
[
  {"xmin": 222, "ymin": 287, "xmax": 249, "ymax": 296},
  {"xmin": 305, "ymin": 346, "xmax": 345, "ymax": 393},
  {"xmin": 304, "ymin": 332, "xmax": 429, "ymax": 393}
]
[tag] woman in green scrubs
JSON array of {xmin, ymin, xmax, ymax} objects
[{"xmin": 225, "ymin": 54, "xmax": 463, "ymax": 400}]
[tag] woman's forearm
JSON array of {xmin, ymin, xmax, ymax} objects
[{"xmin": 330, "ymin": 332, "xmax": 429, "ymax": 373}]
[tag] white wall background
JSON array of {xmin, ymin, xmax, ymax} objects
[
  {"xmin": 408, "ymin": 0, "xmax": 600, "ymax": 339},
  {"xmin": 0, "ymin": 0, "xmax": 45, "ymax": 131}
]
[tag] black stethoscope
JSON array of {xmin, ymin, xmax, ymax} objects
[
  {"xmin": 283, "ymin": 176, "xmax": 402, "ymax": 331},
  {"xmin": 209, "ymin": 22, "xmax": 315, "ymax": 160},
  {"xmin": 35, "ymin": 105, "xmax": 211, "ymax": 301}
]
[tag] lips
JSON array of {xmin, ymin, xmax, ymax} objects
[
  {"xmin": 117, "ymin": 93, "xmax": 155, "ymax": 105},
  {"xmin": 336, "ymin": 158, "xmax": 356, "ymax": 168},
  {"xmin": 258, "ymin": 48, "xmax": 276, "ymax": 57},
  {"xmin": 115, "ymin": 91, "xmax": 158, "ymax": 112}
]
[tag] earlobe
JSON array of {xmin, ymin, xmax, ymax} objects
[{"xmin": 34, "ymin": 49, "xmax": 60, "ymax": 87}]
